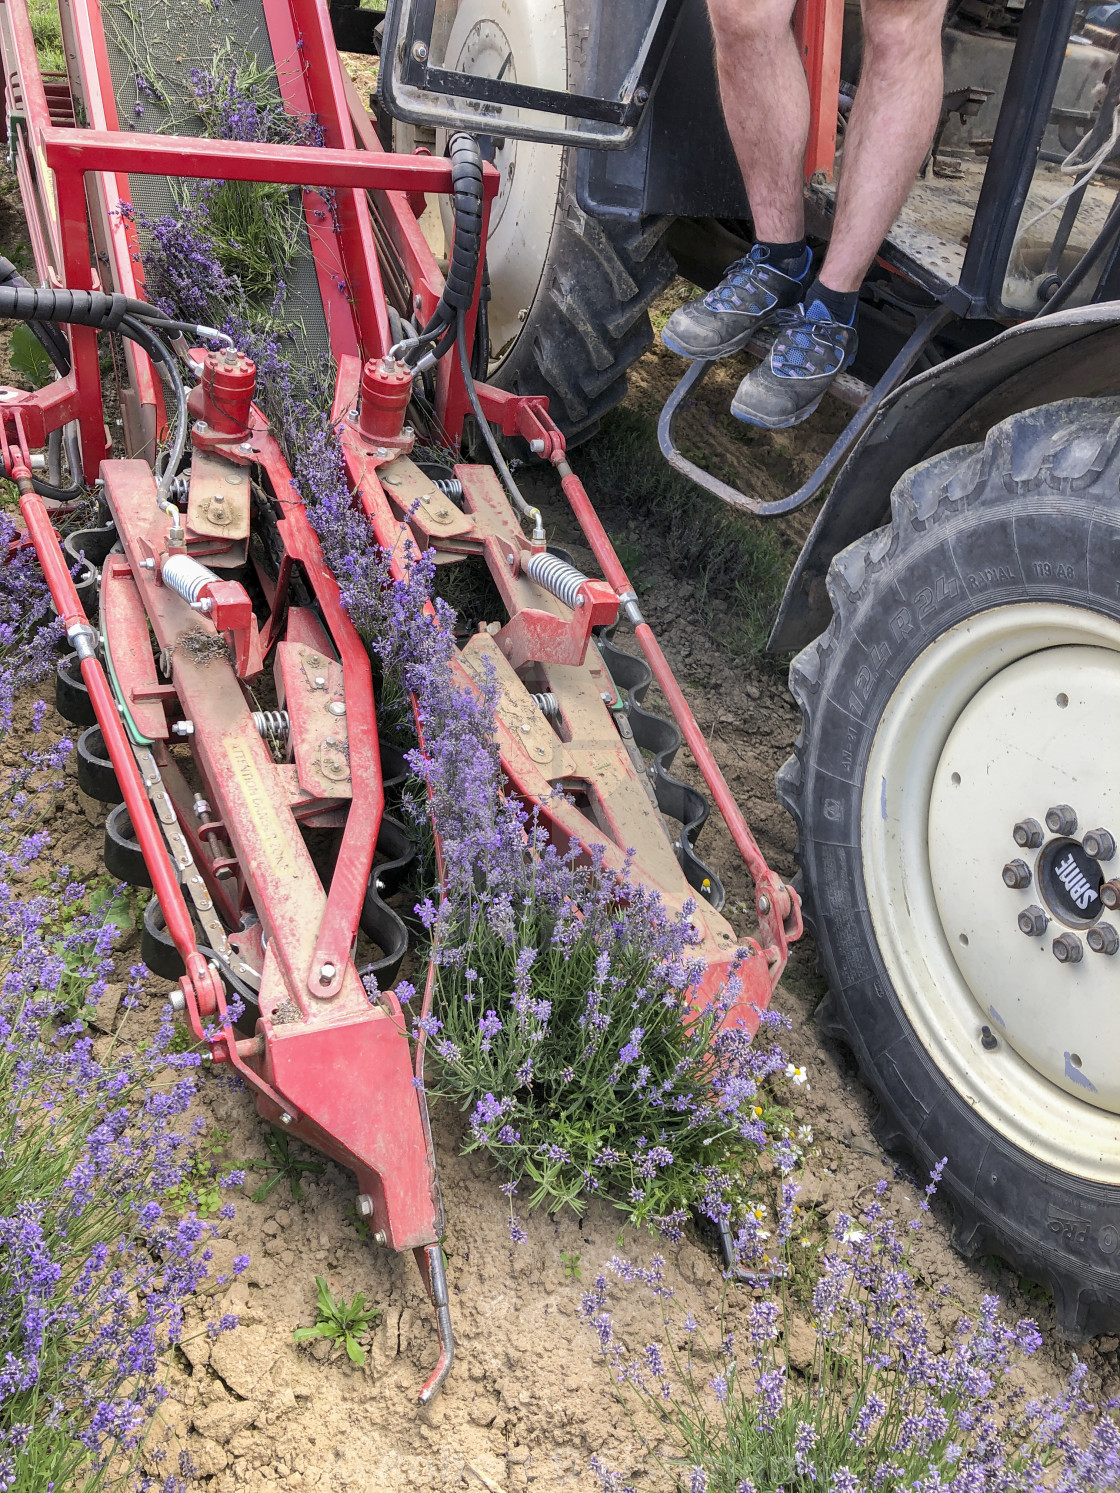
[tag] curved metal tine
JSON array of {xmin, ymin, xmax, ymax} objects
[{"xmin": 657, "ymin": 305, "xmax": 956, "ymax": 519}]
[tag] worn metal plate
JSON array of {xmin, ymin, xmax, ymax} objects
[
  {"xmin": 187, "ymin": 450, "xmax": 252, "ymax": 543},
  {"xmin": 275, "ymin": 641, "xmax": 353, "ymax": 800}
]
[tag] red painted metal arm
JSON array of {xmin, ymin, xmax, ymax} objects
[
  {"xmin": 18, "ymin": 489, "xmax": 224, "ymax": 1024},
  {"xmin": 793, "ymin": 0, "xmax": 844, "ymax": 180},
  {"xmin": 41, "ymin": 127, "xmax": 500, "ymax": 199}
]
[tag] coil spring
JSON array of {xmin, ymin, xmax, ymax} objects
[
  {"xmin": 530, "ymin": 692, "xmax": 559, "ymax": 721},
  {"xmin": 169, "ymin": 474, "xmax": 190, "ymax": 504},
  {"xmin": 252, "ymin": 710, "xmax": 290, "ymax": 742},
  {"xmin": 161, "ymin": 553, "xmax": 218, "ymax": 606},
  {"xmin": 433, "ymin": 476, "xmax": 463, "ymax": 499},
  {"xmin": 525, "ymin": 551, "xmax": 589, "ymax": 610}
]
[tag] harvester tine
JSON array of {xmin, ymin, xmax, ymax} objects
[
  {"xmin": 359, "ymin": 814, "xmax": 417, "ymax": 988},
  {"xmin": 414, "ymin": 1242, "xmax": 454, "ymax": 1404}
]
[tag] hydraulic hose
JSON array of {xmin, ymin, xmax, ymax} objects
[
  {"xmin": 455, "ymin": 307, "xmax": 542, "ymax": 537},
  {"xmin": 399, "ymin": 133, "xmax": 485, "ymax": 372}
]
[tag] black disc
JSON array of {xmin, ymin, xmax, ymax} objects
[
  {"xmin": 55, "ymin": 651, "xmax": 96, "ymax": 727},
  {"xmin": 103, "ymin": 803, "xmax": 152, "ymax": 889},
  {"xmin": 76, "ymin": 725, "xmax": 122, "ymax": 804}
]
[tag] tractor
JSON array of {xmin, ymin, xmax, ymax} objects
[{"xmin": 362, "ymin": 0, "xmax": 1120, "ymax": 1338}]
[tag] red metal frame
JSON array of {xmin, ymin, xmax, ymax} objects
[
  {"xmin": 0, "ymin": 0, "xmax": 801, "ymax": 1399},
  {"xmin": 794, "ymin": 0, "xmax": 844, "ymax": 181}
]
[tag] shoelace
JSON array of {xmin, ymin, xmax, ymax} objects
[{"xmin": 772, "ymin": 302, "xmax": 851, "ymax": 378}]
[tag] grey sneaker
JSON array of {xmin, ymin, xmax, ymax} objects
[
  {"xmin": 661, "ymin": 244, "xmax": 812, "ymax": 361},
  {"xmin": 731, "ymin": 299, "xmax": 857, "ymax": 429}
]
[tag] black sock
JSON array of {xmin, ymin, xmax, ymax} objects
[
  {"xmin": 757, "ymin": 238, "xmax": 809, "ymax": 278},
  {"xmin": 806, "ymin": 277, "xmax": 859, "ymax": 325}
]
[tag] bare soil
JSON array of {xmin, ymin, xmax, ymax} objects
[{"xmin": 11, "ymin": 261, "xmax": 1120, "ymax": 1490}]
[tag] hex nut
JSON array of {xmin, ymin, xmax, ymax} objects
[
  {"xmin": 980, "ymin": 1025, "xmax": 998, "ymax": 1051},
  {"xmin": 356, "ymin": 1193, "xmax": 374, "ymax": 1218},
  {"xmin": 1013, "ymin": 818, "xmax": 1044, "ymax": 849},
  {"xmin": 1018, "ymin": 905, "xmax": 1048, "ymax": 937},
  {"xmin": 1002, "ymin": 859, "xmax": 1031, "ymax": 889},
  {"xmin": 1052, "ymin": 931, "xmax": 1084, "ymax": 963},
  {"xmin": 1088, "ymin": 923, "xmax": 1120, "ymax": 955},
  {"xmin": 1046, "ymin": 804, "xmax": 1078, "ymax": 836},
  {"xmin": 1103, "ymin": 879, "xmax": 1120, "ymax": 911},
  {"xmin": 1083, "ymin": 828, "xmax": 1116, "ymax": 861}
]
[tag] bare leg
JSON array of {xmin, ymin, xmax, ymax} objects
[
  {"xmin": 707, "ymin": 0, "xmax": 807, "ymax": 243},
  {"xmin": 819, "ymin": 0, "xmax": 948, "ymax": 292}
]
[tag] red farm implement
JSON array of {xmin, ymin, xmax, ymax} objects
[{"xmin": 0, "ymin": 0, "xmax": 799, "ymax": 1396}]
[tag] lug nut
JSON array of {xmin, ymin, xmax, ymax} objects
[
  {"xmin": 1018, "ymin": 904, "xmax": 1048, "ymax": 936},
  {"xmin": 1013, "ymin": 818, "xmax": 1044, "ymax": 849},
  {"xmin": 1046, "ymin": 804, "xmax": 1078, "ymax": 836},
  {"xmin": 1083, "ymin": 828, "xmax": 1116, "ymax": 861},
  {"xmin": 1103, "ymin": 879, "xmax": 1120, "ymax": 910},
  {"xmin": 356, "ymin": 1193, "xmax": 374, "ymax": 1218},
  {"xmin": 980, "ymin": 1025, "xmax": 998, "ymax": 1051},
  {"xmin": 1088, "ymin": 923, "xmax": 1120, "ymax": 955},
  {"xmin": 1002, "ymin": 859, "xmax": 1032, "ymax": 889},
  {"xmin": 1053, "ymin": 932, "xmax": 1084, "ymax": 963}
]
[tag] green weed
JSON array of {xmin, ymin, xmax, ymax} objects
[
  {"xmin": 560, "ymin": 1250, "xmax": 582, "ymax": 1280},
  {"xmin": 248, "ymin": 1124, "xmax": 325, "ymax": 1203},
  {"xmin": 29, "ymin": 0, "xmax": 65, "ymax": 72},
  {"xmin": 293, "ymin": 1277, "xmax": 380, "ymax": 1366},
  {"xmin": 163, "ymin": 1127, "xmax": 231, "ymax": 1218}
]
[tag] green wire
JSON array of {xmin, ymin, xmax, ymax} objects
[{"xmin": 100, "ymin": 615, "xmax": 155, "ymax": 748}]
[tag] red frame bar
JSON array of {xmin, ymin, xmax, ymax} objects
[{"xmin": 794, "ymin": 0, "xmax": 844, "ymax": 180}]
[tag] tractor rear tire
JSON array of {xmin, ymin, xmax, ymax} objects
[
  {"xmin": 486, "ymin": 151, "xmax": 676, "ymax": 445},
  {"xmin": 400, "ymin": 0, "xmax": 676, "ymax": 446},
  {"xmin": 778, "ymin": 397, "xmax": 1120, "ymax": 1338}
]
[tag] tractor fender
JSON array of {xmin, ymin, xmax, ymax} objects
[{"xmin": 769, "ymin": 303, "xmax": 1120, "ymax": 653}]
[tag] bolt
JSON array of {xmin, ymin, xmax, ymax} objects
[
  {"xmin": 507, "ymin": 553, "xmax": 516, "ymax": 567},
  {"xmin": 172, "ymin": 720, "xmax": 195, "ymax": 737},
  {"xmin": 215, "ymin": 866, "xmax": 234, "ymax": 880},
  {"xmin": 1103, "ymin": 879, "xmax": 1120, "ymax": 910},
  {"xmin": 347, "ymin": 408, "xmax": 358, "ymax": 420},
  {"xmin": 194, "ymin": 420, "xmax": 207, "ymax": 432},
  {"xmin": 328, "ymin": 700, "xmax": 346, "ymax": 716},
  {"xmin": 356, "ymin": 1193, "xmax": 374, "ymax": 1218},
  {"xmin": 318, "ymin": 962, "xmax": 336, "ymax": 985},
  {"xmin": 1084, "ymin": 828, "xmax": 1116, "ymax": 861},
  {"xmin": 634, "ymin": 86, "xmax": 649, "ymax": 105},
  {"xmin": 1089, "ymin": 923, "xmax": 1120, "ymax": 955},
  {"xmin": 169, "ymin": 989, "xmax": 186, "ymax": 1012},
  {"xmin": 139, "ymin": 557, "xmax": 155, "ymax": 570},
  {"xmin": 1002, "ymin": 859, "xmax": 1032, "ymax": 889},
  {"xmin": 192, "ymin": 795, "xmax": 211, "ymax": 818},
  {"xmin": 601, "ymin": 691, "xmax": 613, "ymax": 704},
  {"xmin": 980, "ymin": 1025, "xmax": 998, "ymax": 1050},
  {"xmin": 529, "ymin": 438, "xmax": 546, "ymax": 454},
  {"xmin": 1018, "ymin": 904, "xmax": 1048, "ymax": 936},
  {"xmin": 519, "ymin": 722, "xmax": 531, "ymax": 734},
  {"xmin": 239, "ymin": 441, "xmax": 253, "ymax": 454},
  {"xmin": 314, "ymin": 675, "xmax": 326, "ymax": 688},
  {"xmin": 212, "ymin": 492, "xmax": 224, "ymax": 504},
  {"xmin": 412, "ymin": 39, "xmax": 429, "ymax": 61},
  {"xmin": 1046, "ymin": 804, "xmax": 1078, "ymax": 836},
  {"xmin": 1053, "ymin": 931, "xmax": 1084, "ymax": 963},
  {"xmin": 190, "ymin": 598, "xmax": 212, "ymax": 614},
  {"xmin": 373, "ymin": 1230, "xmax": 387, "ymax": 1246},
  {"xmin": 758, "ymin": 893, "xmax": 771, "ymax": 916},
  {"xmin": 279, "ymin": 1112, "xmax": 293, "ymax": 1126},
  {"xmin": 1013, "ymin": 818, "xmax": 1044, "ymax": 849}
]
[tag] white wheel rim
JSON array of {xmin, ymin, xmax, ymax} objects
[
  {"xmin": 862, "ymin": 602, "xmax": 1120, "ymax": 1183},
  {"xmin": 436, "ymin": 0, "xmax": 566, "ymax": 365}
]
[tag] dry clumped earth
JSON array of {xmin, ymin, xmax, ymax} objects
[{"xmin": 2, "ymin": 206, "xmax": 1118, "ymax": 1481}]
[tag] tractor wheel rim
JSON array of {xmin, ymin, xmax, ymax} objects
[{"xmin": 862, "ymin": 601, "xmax": 1120, "ymax": 1182}]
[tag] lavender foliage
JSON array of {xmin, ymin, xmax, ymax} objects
[
  {"xmin": 581, "ymin": 1169, "xmax": 1120, "ymax": 1492},
  {"xmin": 0, "ymin": 718, "xmax": 240, "ymax": 1489}
]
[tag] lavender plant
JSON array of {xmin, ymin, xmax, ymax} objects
[
  {"xmin": 580, "ymin": 1168, "xmax": 1120, "ymax": 1493},
  {"xmin": 0, "ymin": 510, "xmax": 61, "ymax": 736},
  {"xmin": 0, "ymin": 720, "xmax": 244, "ymax": 1490}
]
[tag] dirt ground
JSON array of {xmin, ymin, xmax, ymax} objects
[{"xmin": 3, "ymin": 169, "xmax": 1118, "ymax": 1487}]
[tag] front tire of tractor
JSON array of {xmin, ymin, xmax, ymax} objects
[{"xmin": 779, "ymin": 397, "xmax": 1120, "ymax": 1338}]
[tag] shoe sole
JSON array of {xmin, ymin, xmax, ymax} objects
[
  {"xmin": 730, "ymin": 392, "xmax": 826, "ymax": 430},
  {"xmin": 660, "ymin": 323, "xmax": 767, "ymax": 361}
]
